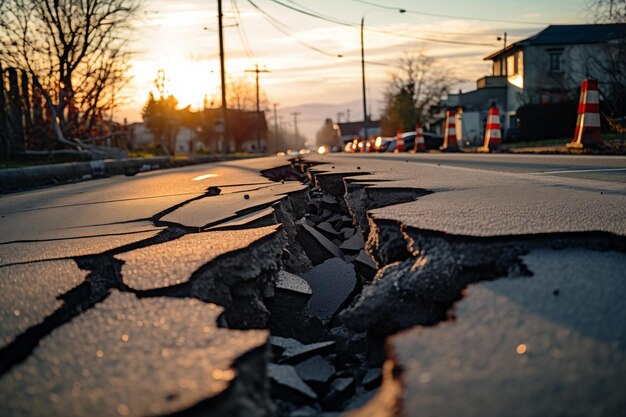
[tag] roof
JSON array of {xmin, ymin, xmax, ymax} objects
[
  {"xmin": 337, "ymin": 120, "xmax": 380, "ymax": 136},
  {"xmin": 484, "ymin": 24, "xmax": 626, "ymax": 60}
]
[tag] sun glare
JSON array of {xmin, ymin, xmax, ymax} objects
[{"xmin": 131, "ymin": 58, "xmax": 221, "ymax": 111}]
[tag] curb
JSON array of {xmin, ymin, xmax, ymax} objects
[{"xmin": 0, "ymin": 155, "xmax": 263, "ymax": 193}]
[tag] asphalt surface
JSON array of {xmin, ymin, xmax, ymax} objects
[
  {"xmin": 339, "ymin": 152, "xmax": 626, "ymax": 182},
  {"xmin": 1, "ymin": 153, "xmax": 625, "ymax": 417}
]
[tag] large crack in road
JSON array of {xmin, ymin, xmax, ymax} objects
[{"xmin": 1, "ymin": 156, "xmax": 625, "ymax": 417}]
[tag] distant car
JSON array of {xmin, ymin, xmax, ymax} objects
[
  {"xmin": 374, "ymin": 136, "xmax": 396, "ymax": 152},
  {"xmin": 397, "ymin": 131, "xmax": 444, "ymax": 151}
]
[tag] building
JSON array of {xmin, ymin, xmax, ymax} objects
[{"xmin": 445, "ymin": 24, "xmax": 626, "ymax": 144}]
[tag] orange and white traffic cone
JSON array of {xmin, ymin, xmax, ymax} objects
[
  {"xmin": 414, "ymin": 124, "xmax": 426, "ymax": 152},
  {"xmin": 567, "ymin": 79, "xmax": 602, "ymax": 149},
  {"xmin": 440, "ymin": 110, "xmax": 459, "ymax": 152},
  {"xmin": 395, "ymin": 129, "xmax": 405, "ymax": 152},
  {"xmin": 479, "ymin": 106, "xmax": 502, "ymax": 152}
]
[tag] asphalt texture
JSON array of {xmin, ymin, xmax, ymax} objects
[{"xmin": 1, "ymin": 152, "xmax": 625, "ymax": 417}]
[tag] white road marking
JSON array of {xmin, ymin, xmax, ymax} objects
[{"xmin": 531, "ymin": 168, "xmax": 626, "ymax": 175}]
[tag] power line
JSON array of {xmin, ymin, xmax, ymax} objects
[
  {"xmin": 286, "ymin": 0, "xmax": 503, "ymax": 38},
  {"xmin": 246, "ymin": 0, "xmax": 343, "ymax": 57},
  {"xmin": 265, "ymin": 0, "xmax": 499, "ymax": 47},
  {"xmin": 231, "ymin": 0, "xmax": 256, "ymax": 61},
  {"xmin": 352, "ymin": 0, "xmax": 553, "ymax": 26}
]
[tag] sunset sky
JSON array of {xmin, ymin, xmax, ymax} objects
[{"xmin": 121, "ymin": 0, "xmax": 590, "ymax": 139}]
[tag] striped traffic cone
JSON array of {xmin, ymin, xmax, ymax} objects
[
  {"xmin": 440, "ymin": 110, "xmax": 459, "ymax": 152},
  {"xmin": 414, "ymin": 124, "xmax": 426, "ymax": 152},
  {"xmin": 479, "ymin": 106, "xmax": 502, "ymax": 152},
  {"xmin": 567, "ymin": 79, "xmax": 602, "ymax": 149},
  {"xmin": 395, "ymin": 129, "xmax": 405, "ymax": 152}
]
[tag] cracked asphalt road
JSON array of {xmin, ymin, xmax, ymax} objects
[{"xmin": 1, "ymin": 153, "xmax": 625, "ymax": 417}]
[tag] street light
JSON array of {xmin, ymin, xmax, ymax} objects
[{"xmin": 361, "ymin": 8, "xmax": 405, "ymax": 142}]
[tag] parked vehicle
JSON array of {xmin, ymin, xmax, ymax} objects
[{"xmin": 397, "ymin": 130, "xmax": 444, "ymax": 151}]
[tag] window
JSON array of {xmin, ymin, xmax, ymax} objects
[{"xmin": 549, "ymin": 52, "xmax": 562, "ymax": 72}]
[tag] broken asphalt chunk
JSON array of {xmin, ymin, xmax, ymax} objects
[
  {"xmin": 281, "ymin": 341, "xmax": 337, "ymax": 364},
  {"xmin": 340, "ymin": 231, "xmax": 364, "ymax": 254},
  {"xmin": 302, "ymin": 258, "xmax": 357, "ymax": 321},
  {"xmin": 316, "ymin": 222, "xmax": 341, "ymax": 239},
  {"xmin": 268, "ymin": 363, "xmax": 318, "ymax": 402},
  {"xmin": 295, "ymin": 355, "xmax": 336, "ymax": 387},
  {"xmin": 270, "ymin": 336, "xmax": 305, "ymax": 357},
  {"xmin": 341, "ymin": 228, "xmax": 356, "ymax": 240},
  {"xmin": 321, "ymin": 194, "xmax": 339, "ymax": 209},
  {"xmin": 321, "ymin": 377, "xmax": 356, "ymax": 410},
  {"xmin": 297, "ymin": 223, "xmax": 343, "ymax": 265},
  {"xmin": 362, "ymin": 368, "xmax": 383, "ymax": 390},
  {"xmin": 354, "ymin": 250, "xmax": 377, "ymax": 281},
  {"xmin": 276, "ymin": 271, "xmax": 313, "ymax": 296},
  {"xmin": 0, "ymin": 292, "xmax": 269, "ymax": 417}
]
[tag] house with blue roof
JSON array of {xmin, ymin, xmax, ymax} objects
[{"xmin": 444, "ymin": 24, "xmax": 626, "ymax": 144}]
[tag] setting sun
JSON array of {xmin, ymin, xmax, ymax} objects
[{"xmin": 130, "ymin": 58, "xmax": 222, "ymax": 110}]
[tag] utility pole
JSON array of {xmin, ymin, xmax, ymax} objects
[
  {"xmin": 217, "ymin": 0, "xmax": 228, "ymax": 153},
  {"xmin": 346, "ymin": 109, "xmax": 351, "ymax": 122},
  {"xmin": 291, "ymin": 112, "xmax": 301, "ymax": 149},
  {"xmin": 273, "ymin": 103, "xmax": 279, "ymax": 151},
  {"xmin": 245, "ymin": 64, "xmax": 270, "ymax": 152}
]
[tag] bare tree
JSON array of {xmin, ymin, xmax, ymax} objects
[
  {"xmin": 226, "ymin": 76, "xmax": 269, "ymax": 111},
  {"xmin": 588, "ymin": 0, "xmax": 626, "ymax": 23},
  {"xmin": 586, "ymin": 1, "xmax": 626, "ymax": 132},
  {"xmin": 0, "ymin": 0, "xmax": 139, "ymax": 156},
  {"xmin": 380, "ymin": 51, "xmax": 456, "ymax": 135}
]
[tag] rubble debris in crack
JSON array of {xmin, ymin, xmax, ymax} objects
[
  {"xmin": 297, "ymin": 223, "xmax": 343, "ymax": 265},
  {"xmin": 302, "ymin": 258, "xmax": 357, "ymax": 322},
  {"xmin": 268, "ymin": 363, "xmax": 318, "ymax": 402},
  {"xmin": 353, "ymin": 250, "xmax": 377, "ymax": 281},
  {"xmin": 117, "ymin": 225, "xmax": 283, "ymax": 329},
  {"xmin": 262, "ymin": 166, "xmax": 396, "ymax": 417},
  {"xmin": 340, "ymin": 231, "xmax": 364, "ymax": 254},
  {"xmin": 276, "ymin": 270, "xmax": 313, "ymax": 297},
  {"xmin": 350, "ymin": 248, "xmax": 626, "ymax": 417},
  {"xmin": 280, "ymin": 340, "xmax": 336, "ymax": 364},
  {"xmin": 0, "ymin": 291, "xmax": 270, "ymax": 417},
  {"xmin": 295, "ymin": 355, "xmax": 336, "ymax": 388}
]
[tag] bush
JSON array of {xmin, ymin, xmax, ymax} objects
[{"xmin": 515, "ymin": 101, "xmax": 578, "ymax": 141}]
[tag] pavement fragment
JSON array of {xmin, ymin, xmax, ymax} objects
[
  {"xmin": 0, "ymin": 229, "xmax": 162, "ymax": 266},
  {"xmin": 295, "ymin": 355, "xmax": 336, "ymax": 386},
  {"xmin": 117, "ymin": 225, "xmax": 280, "ymax": 291},
  {"xmin": 302, "ymin": 258, "xmax": 357, "ymax": 321},
  {"xmin": 160, "ymin": 182, "xmax": 306, "ymax": 229},
  {"xmin": 281, "ymin": 341, "xmax": 337, "ymax": 364},
  {"xmin": 0, "ymin": 291, "xmax": 269, "ymax": 417},
  {"xmin": 276, "ymin": 270, "xmax": 313, "ymax": 296},
  {"xmin": 268, "ymin": 364, "xmax": 318, "ymax": 401},
  {"xmin": 297, "ymin": 223, "xmax": 343, "ymax": 265},
  {"xmin": 321, "ymin": 377, "xmax": 356, "ymax": 410},
  {"xmin": 340, "ymin": 231, "xmax": 364, "ymax": 254},
  {"xmin": 0, "ymin": 260, "xmax": 88, "ymax": 351},
  {"xmin": 351, "ymin": 248, "xmax": 626, "ymax": 417}
]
